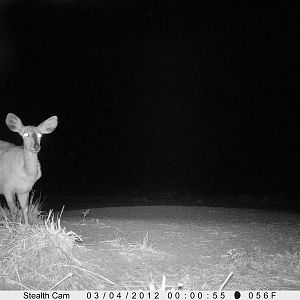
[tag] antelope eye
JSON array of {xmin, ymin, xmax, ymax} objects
[{"xmin": 23, "ymin": 132, "xmax": 29, "ymax": 138}]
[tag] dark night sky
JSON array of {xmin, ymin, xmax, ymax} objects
[{"xmin": 0, "ymin": 1, "xmax": 298, "ymax": 205}]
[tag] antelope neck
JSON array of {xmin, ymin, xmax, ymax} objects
[{"xmin": 23, "ymin": 148, "xmax": 40, "ymax": 177}]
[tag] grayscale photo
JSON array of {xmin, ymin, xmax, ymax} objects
[{"xmin": 0, "ymin": 0, "xmax": 299, "ymax": 292}]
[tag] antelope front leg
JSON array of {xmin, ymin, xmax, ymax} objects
[
  {"xmin": 17, "ymin": 192, "xmax": 29, "ymax": 224},
  {"xmin": 3, "ymin": 191, "xmax": 17, "ymax": 222}
]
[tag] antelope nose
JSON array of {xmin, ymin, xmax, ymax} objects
[{"xmin": 32, "ymin": 144, "xmax": 40, "ymax": 152}]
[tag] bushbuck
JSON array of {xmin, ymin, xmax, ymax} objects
[{"xmin": 0, "ymin": 113, "xmax": 58, "ymax": 224}]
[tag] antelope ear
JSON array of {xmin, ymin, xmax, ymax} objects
[
  {"xmin": 37, "ymin": 116, "xmax": 58, "ymax": 134},
  {"xmin": 6, "ymin": 113, "xmax": 23, "ymax": 133}
]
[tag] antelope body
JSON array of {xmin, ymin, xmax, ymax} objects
[{"xmin": 0, "ymin": 113, "xmax": 58, "ymax": 224}]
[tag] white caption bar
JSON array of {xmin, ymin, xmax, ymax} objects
[{"xmin": 0, "ymin": 290, "xmax": 299, "ymax": 300}]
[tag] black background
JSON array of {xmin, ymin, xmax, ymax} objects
[{"xmin": 0, "ymin": 1, "xmax": 298, "ymax": 210}]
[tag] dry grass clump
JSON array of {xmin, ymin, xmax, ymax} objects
[
  {"xmin": 110, "ymin": 232, "xmax": 164, "ymax": 256},
  {"xmin": 0, "ymin": 193, "xmax": 45, "ymax": 225},
  {"xmin": 0, "ymin": 201, "xmax": 111, "ymax": 290}
]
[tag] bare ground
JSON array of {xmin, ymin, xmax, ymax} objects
[{"xmin": 57, "ymin": 206, "xmax": 300, "ymax": 290}]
